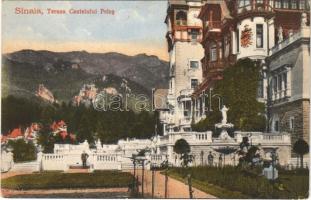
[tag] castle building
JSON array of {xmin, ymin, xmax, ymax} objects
[
  {"xmin": 266, "ymin": 13, "xmax": 310, "ymax": 144},
  {"xmin": 162, "ymin": 0, "xmax": 205, "ymax": 133},
  {"xmin": 153, "ymin": 0, "xmax": 296, "ymax": 168},
  {"xmin": 192, "ymin": 0, "xmax": 310, "ymax": 140}
]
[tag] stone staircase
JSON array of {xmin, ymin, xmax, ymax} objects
[{"xmin": 11, "ymin": 161, "xmax": 39, "ymax": 172}]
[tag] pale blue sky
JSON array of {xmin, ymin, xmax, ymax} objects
[{"xmin": 2, "ymin": 1, "xmax": 169, "ymax": 60}]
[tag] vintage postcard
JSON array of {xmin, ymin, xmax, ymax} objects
[{"xmin": 1, "ymin": 0, "xmax": 310, "ymax": 199}]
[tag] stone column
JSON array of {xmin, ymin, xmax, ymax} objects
[{"xmin": 37, "ymin": 151, "xmax": 43, "ymax": 172}]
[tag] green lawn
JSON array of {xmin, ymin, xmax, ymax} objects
[
  {"xmin": 167, "ymin": 166, "xmax": 309, "ymax": 199},
  {"xmin": 1, "ymin": 171, "xmax": 133, "ymax": 190}
]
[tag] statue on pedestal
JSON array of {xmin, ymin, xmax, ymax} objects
[
  {"xmin": 301, "ymin": 12, "xmax": 308, "ymax": 27},
  {"xmin": 221, "ymin": 105, "xmax": 229, "ymax": 124}
]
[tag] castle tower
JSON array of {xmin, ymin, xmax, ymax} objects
[{"xmin": 163, "ymin": 0, "xmax": 204, "ymax": 133}]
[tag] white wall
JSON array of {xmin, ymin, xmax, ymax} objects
[{"xmin": 237, "ymin": 17, "xmax": 270, "ymax": 60}]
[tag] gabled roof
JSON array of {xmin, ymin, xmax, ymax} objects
[{"xmin": 9, "ymin": 128, "xmax": 23, "ymax": 138}]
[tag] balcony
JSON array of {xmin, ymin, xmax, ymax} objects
[
  {"xmin": 270, "ymin": 89, "xmax": 291, "ymax": 104},
  {"xmin": 179, "ymin": 89, "xmax": 194, "ymax": 96},
  {"xmin": 235, "ymin": 2, "xmax": 274, "ymax": 18},
  {"xmin": 270, "ymin": 30, "xmax": 308, "ymax": 55}
]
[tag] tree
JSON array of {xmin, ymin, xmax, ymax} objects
[
  {"xmin": 293, "ymin": 139, "xmax": 309, "ymax": 168},
  {"xmin": 192, "ymin": 59, "xmax": 266, "ymax": 132},
  {"xmin": 8, "ymin": 139, "xmax": 37, "ymax": 162},
  {"xmin": 173, "ymin": 139, "xmax": 192, "ymax": 167}
]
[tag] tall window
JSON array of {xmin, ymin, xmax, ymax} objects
[
  {"xmin": 256, "ymin": 24, "xmax": 264, "ymax": 48},
  {"xmin": 278, "ymin": 74, "xmax": 282, "ymax": 91},
  {"xmin": 275, "ymin": 0, "xmax": 281, "ymax": 8},
  {"xmin": 190, "ymin": 61, "xmax": 199, "ymax": 69},
  {"xmin": 282, "ymin": 72, "xmax": 287, "ymax": 96},
  {"xmin": 210, "ymin": 43, "xmax": 217, "ymax": 62},
  {"xmin": 239, "ymin": 0, "xmax": 251, "ymax": 7},
  {"xmin": 299, "ymin": 0, "xmax": 306, "ymax": 9},
  {"xmin": 191, "ymin": 79, "xmax": 198, "ymax": 89},
  {"xmin": 283, "ymin": 0, "xmax": 289, "ymax": 8},
  {"xmin": 257, "ymin": 79, "xmax": 264, "ymax": 98},
  {"xmin": 274, "ymin": 120, "xmax": 279, "ymax": 132},
  {"xmin": 291, "ymin": 0, "xmax": 298, "ymax": 9},
  {"xmin": 289, "ymin": 117, "xmax": 295, "ymax": 130},
  {"xmin": 176, "ymin": 11, "xmax": 187, "ymax": 25},
  {"xmin": 273, "ymin": 76, "xmax": 278, "ymax": 94},
  {"xmin": 269, "ymin": 0, "xmax": 275, "ymax": 8}
]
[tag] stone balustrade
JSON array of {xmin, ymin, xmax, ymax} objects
[{"xmin": 270, "ymin": 27, "xmax": 310, "ymax": 55}]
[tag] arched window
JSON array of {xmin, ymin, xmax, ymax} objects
[{"xmin": 176, "ymin": 10, "xmax": 187, "ymax": 25}]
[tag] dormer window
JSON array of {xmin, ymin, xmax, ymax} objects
[{"xmin": 176, "ymin": 10, "xmax": 187, "ymax": 26}]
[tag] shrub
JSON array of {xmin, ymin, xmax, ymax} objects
[{"xmin": 8, "ymin": 139, "xmax": 37, "ymax": 162}]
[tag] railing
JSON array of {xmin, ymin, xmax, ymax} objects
[
  {"xmin": 179, "ymin": 89, "xmax": 194, "ymax": 96},
  {"xmin": 271, "ymin": 89, "xmax": 290, "ymax": 101},
  {"xmin": 270, "ymin": 31, "xmax": 302, "ymax": 54},
  {"xmin": 43, "ymin": 154, "xmax": 65, "ymax": 160},
  {"xmin": 236, "ymin": 132, "xmax": 291, "ymax": 144},
  {"xmin": 263, "ymin": 135, "xmax": 284, "ymax": 140},
  {"xmin": 236, "ymin": 3, "xmax": 273, "ymax": 14}
]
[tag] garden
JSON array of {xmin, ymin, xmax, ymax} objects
[
  {"xmin": 167, "ymin": 166, "xmax": 309, "ymax": 199},
  {"xmin": 1, "ymin": 171, "xmax": 133, "ymax": 190}
]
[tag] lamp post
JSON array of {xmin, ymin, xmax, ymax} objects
[
  {"xmin": 187, "ymin": 174, "xmax": 193, "ymax": 199},
  {"xmin": 151, "ymin": 164, "xmax": 155, "ymax": 198},
  {"xmin": 133, "ymin": 156, "xmax": 147, "ymax": 198}
]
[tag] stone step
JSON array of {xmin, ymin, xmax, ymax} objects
[
  {"xmin": 11, "ymin": 161, "xmax": 39, "ymax": 172},
  {"xmin": 66, "ymin": 168, "xmax": 90, "ymax": 173}
]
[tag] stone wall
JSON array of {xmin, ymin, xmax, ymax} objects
[{"xmin": 269, "ymin": 99, "xmax": 310, "ymax": 143}]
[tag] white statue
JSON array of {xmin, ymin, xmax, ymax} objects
[
  {"xmin": 96, "ymin": 139, "xmax": 102, "ymax": 149},
  {"xmin": 221, "ymin": 105, "xmax": 229, "ymax": 124},
  {"xmin": 278, "ymin": 26, "xmax": 283, "ymax": 42},
  {"xmin": 301, "ymin": 12, "xmax": 307, "ymax": 27}
]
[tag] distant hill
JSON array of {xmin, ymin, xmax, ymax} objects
[{"xmin": 2, "ymin": 50, "xmax": 169, "ymax": 105}]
